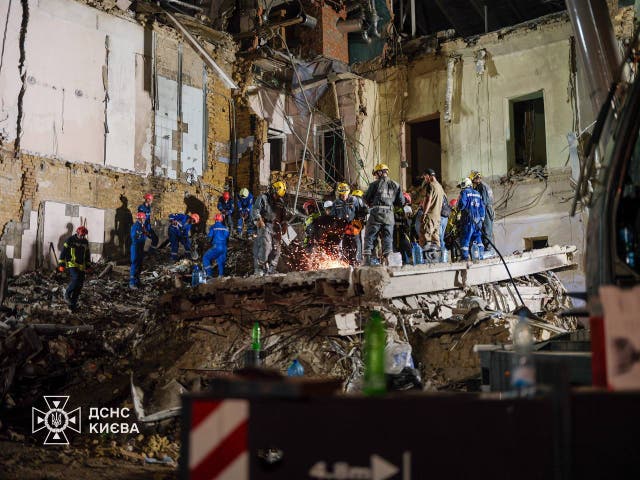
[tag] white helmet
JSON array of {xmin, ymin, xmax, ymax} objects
[
  {"xmin": 403, "ymin": 205, "xmax": 413, "ymax": 215},
  {"xmin": 459, "ymin": 177, "xmax": 472, "ymax": 189},
  {"xmin": 239, "ymin": 188, "xmax": 249, "ymax": 198},
  {"xmin": 323, "ymin": 200, "xmax": 334, "ymax": 209}
]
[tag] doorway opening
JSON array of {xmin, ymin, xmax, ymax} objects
[
  {"xmin": 409, "ymin": 116, "xmax": 441, "ymax": 186},
  {"xmin": 268, "ymin": 129, "xmax": 285, "ymax": 172},
  {"xmin": 509, "ymin": 92, "xmax": 547, "ymax": 169},
  {"xmin": 316, "ymin": 127, "xmax": 345, "ymax": 184}
]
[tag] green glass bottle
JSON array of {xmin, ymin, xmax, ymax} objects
[
  {"xmin": 363, "ymin": 310, "xmax": 387, "ymax": 396},
  {"xmin": 251, "ymin": 322, "xmax": 261, "ymax": 351}
]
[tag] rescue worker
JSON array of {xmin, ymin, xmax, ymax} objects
[
  {"xmin": 137, "ymin": 193, "xmax": 158, "ymax": 253},
  {"xmin": 217, "ymin": 191, "xmax": 234, "ymax": 231},
  {"xmin": 457, "ymin": 177, "xmax": 485, "ymax": 260},
  {"xmin": 236, "ymin": 188, "xmax": 254, "ymax": 237},
  {"xmin": 419, "ymin": 168, "xmax": 445, "ymax": 256},
  {"xmin": 203, "ymin": 213, "xmax": 230, "ymax": 278},
  {"xmin": 363, "ymin": 163, "xmax": 404, "ymax": 266},
  {"xmin": 444, "ymin": 198, "xmax": 463, "ymax": 261},
  {"xmin": 58, "ymin": 226, "xmax": 91, "ymax": 309},
  {"xmin": 351, "ymin": 189, "xmax": 368, "ymax": 264},
  {"xmin": 470, "ymin": 170, "xmax": 495, "ymax": 251},
  {"xmin": 168, "ymin": 212, "xmax": 200, "ymax": 261},
  {"xmin": 331, "ymin": 183, "xmax": 358, "ymax": 265},
  {"xmin": 252, "ymin": 180, "xmax": 287, "ymax": 276},
  {"xmin": 312, "ymin": 200, "xmax": 341, "ymax": 256},
  {"xmin": 302, "ymin": 200, "xmax": 320, "ymax": 252},
  {"xmin": 393, "ymin": 193, "xmax": 413, "ymax": 265},
  {"xmin": 130, "ymin": 212, "xmax": 149, "ymax": 289},
  {"xmin": 439, "ymin": 187, "xmax": 453, "ymax": 262}
]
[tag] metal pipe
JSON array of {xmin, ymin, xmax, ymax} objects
[
  {"xmin": 337, "ymin": 18, "xmax": 364, "ymax": 33},
  {"xmin": 163, "ymin": 9, "xmax": 237, "ymax": 90},
  {"xmin": 410, "ymin": 0, "xmax": 416, "ymax": 37},
  {"xmin": 484, "ymin": 4, "xmax": 488, "ymax": 33},
  {"xmin": 565, "ymin": 0, "xmax": 621, "ymax": 114},
  {"xmin": 162, "ymin": 0, "xmax": 204, "ymax": 13}
]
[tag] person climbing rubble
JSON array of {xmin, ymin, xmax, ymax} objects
[
  {"xmin": 58, "ymin": 225, "xmax": 91, "ymax": 309},
  {"xmin": 168, "ymin": 212, "xmax": 200, "ymax": 261},
  {"xmin": 457, "ymin": 177, "xmax": 485, "ymax": 261},
  {"xmin": 302, "ymin": 200, "xmax": 320, "ymax": 253},
  {"xmin": 351, "ymin": 189, "xmax": 368, "ymax": 264},
  {"xmin": 470, "ymin": 170, "xmax": 495, "ymax": 253},
  {"xmin": 363, "ymin": 163, "xmax": 405, "ymax": 266},
  {"xmin": 217, "ymin": 191, "xmax": 234, "ymax": 232},
  {"xmin": 236, "ymin": 188, "xmax": 254, "ymax": 237},
  {"xmin": 252, "ymin": 180, "xmax": 287, "ymax": 276},
  {"xmin": 130, "ymin": 211, "xmax": 149, "ymax": 289},
  {"xmin": 419, "ymin": 168, "xmax": 445, "ymax": 260},
  {"xmin": 331, "ymin": 183, "xmax": 358, "ymax": 265},
  {"xmin": 203, "ymin": 213, "xmax": 230, "ymax": 278},
  {"xmin": 137, "ymin": 193, "xmax": 158, "ymax": 254}
]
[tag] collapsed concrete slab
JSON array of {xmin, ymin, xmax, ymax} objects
[{"xmin": 163, "ymin": 245, "xmax": 577, "ymax": 323}]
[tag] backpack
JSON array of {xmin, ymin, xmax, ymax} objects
[{"xmin": 441, "ymin": 192, "xmax": 452, "ymax": 218}]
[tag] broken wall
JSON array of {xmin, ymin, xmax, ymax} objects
[{"xmin": 0, "ymin": 0, "xmax": 233, "ymax": 274}]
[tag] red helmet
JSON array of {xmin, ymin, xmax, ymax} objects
[
  {"xmin": 76, "ymin": 226, "xmax": 88, "ymax": 236},
  {"xmin": 222, "ymin": 191, "xmax": 230, "ymax": 201},
  {"xmin": 136, "ymin": 211, "xmax": 147, "ymax": 220},
  {"xmin": 403, "ymin": 192, "xmax": 412, "ymax": 205},
  {"xmin": 144, "ymin": 193, "xmax": 154, "ymax": 201},
  {"xmin": 449, "ymin": 198, "xmax": 458, "ymax": 208},
  {"xmin": 303, "ymin": 200, "xmax": 317, "ymax": 213},
  {"xmin": 215, "ymin": 213, "xmax": 224, "ymax": 222},
  {"xmin": 190, "ymin": 213, "xmax": 200, "ymax": 224}
]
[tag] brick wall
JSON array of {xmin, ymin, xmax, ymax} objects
[{"xmin": 298, "ymin": 1, "xmax": 348, "ymax": 63}]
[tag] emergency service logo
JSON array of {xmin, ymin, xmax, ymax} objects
[{"xmin": 32, "ymin": 396, "xmax": 81, "ymax": 445}]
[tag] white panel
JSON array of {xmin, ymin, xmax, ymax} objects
[
  {"xmin": 155, "ymin": 76, "xmax": 178, "ymax": 179},
  {"xmin": 105, "ymin": 36, "xmax": 137, "ymax": 170},
  {"xmin": 43, "ymin": 202, "xmax": 106, "ymax": 269},
  {"xmin": 11, "ymin": 0, "xmax": 147, "ymax": 167},
  {"xmin": 13, "ymin": 211, "xmax": 39, "ymax": 275},
  {"xmin": 181, "ymin": 84, "xmax": 203, "ymax": 176},
  {"xmin": 0, "ymin": 0, "xmax": 23, "ymax": 143}
]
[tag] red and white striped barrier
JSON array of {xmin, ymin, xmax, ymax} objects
[{"xmin": 187, "ymin": 399, "xmax": 249, "ymax": 480}]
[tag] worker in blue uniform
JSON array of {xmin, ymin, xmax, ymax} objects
[
  {"xmin": 457, "ymin": 177, "xmax": 485, "ymax": 261},
  {"xmin": 168, "ymin": 212, "xmax": 200, "ymax": 261},
  {"xmin": 203, "ymin": 213, "xmax": 230, "ymax": 278},
  {"xmin": 236, "ymin": 188, "xmax": 255, "ymax": 237},
  {"xmin": 130, "ymin": 212, "xmax": 149, "ymax": 289},
  {"xmin": 137, "ymin": 193, "xmax": 158, "ymax": 253},
  {"xmin": 217, "ymin": 191, "xmax": 234, "ymax": 231}
]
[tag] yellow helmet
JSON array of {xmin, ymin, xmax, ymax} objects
[
  {"xmin": 271, "ymin": 180, "xmax": 287, "ymax": 197},
  {"xmin": 351, "ymin": 189, "xmax": 364, "ymax": 197},
  {"xmin": 239, "ymin": 188, "xmax": 249, "ymax": 198},
  {"xmin": 336, "ymin": 183, "xmax": 350, "ymax": 196},
  {"xmin": 469, "ymin": 170, "xmax": 481, "ymax": 180},
  {"xmin": 373, "ymin": 163, "xmax": 389, "ymax": 174}
]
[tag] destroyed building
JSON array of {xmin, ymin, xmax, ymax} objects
[{"xmin": 0, "ymin": 0, "xmax": 639, "ymax": 478}]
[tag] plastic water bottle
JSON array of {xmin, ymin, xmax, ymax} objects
[
  {"xmin": 363, "ymin": 310, "xmax": 387, "ymax": 396},
  {"xmin": 287, "ymin": 359, "xmax": 304, "ymax": 377},
  {"xmin": 251, "ymin": 322, "xmax": 261, "ymax": 351},
  {"xmin": 411, "ymin": 242, "xmax": 424, "ymax": 265},
  {"xmin": 199, "ymin": 269, "xmax": 207, "ymax": 284},
  {"xmin": 191, "ymin": 265, "xmax": 200, "ymax": 286},
  {"xmin": 471, "ymin": 242, "xmax": 480, "ymax": 262},
  {"xmin": 511, "ymin": 312, "xmax": 536, "ymax": 396}
]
